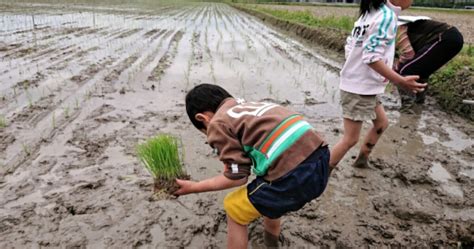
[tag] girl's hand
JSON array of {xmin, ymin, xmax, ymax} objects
[
  {"xmin": 368, "ymin": 61, "xmax": 426, "ymax": 94},
  {"xmin": 399, "ymin": 75, "xmax": 427, "ymax": 93},
  {"xmin": 174, "ymin": 179, "xmax": 197, "ymax": 196}
]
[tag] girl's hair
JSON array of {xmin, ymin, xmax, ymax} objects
[{"xmin": 359, "ymin": 0, "xmax": 387, "ymax": 17}]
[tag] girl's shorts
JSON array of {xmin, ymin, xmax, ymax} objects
[
  {"xmin": 223, "ymin": 146, "xmax": 330, "ymax": 225},
  {"xmin": 340, "ymin": 90, "xmax": 382, "ymax": 121}
]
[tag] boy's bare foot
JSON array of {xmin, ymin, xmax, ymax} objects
[
  {"xmin": 264, "ymin": 231, "xmax": 290, "ymax": 248},
  {"xmin": 264, "ymin": 231, "xmax": 278, "ymax": 248},
  {"xmin": 352, "ymin": 153, "xmax": 369, "ymax": 168}
]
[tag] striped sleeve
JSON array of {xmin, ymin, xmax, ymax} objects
[
  {"xmin": 362, "ymin": 5, "xmax": 397, "ymax": 64},
  {"xmin": 394, "ymin": 24, "xmax": 415, "ymax": 70}
]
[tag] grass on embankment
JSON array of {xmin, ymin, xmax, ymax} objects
[
  {"xmin": 249, "ymin": 5, "xmax": 355, "ymax": 32},
  {"xmin": 429, "ymin": 45, "xmax": 473, "ymax": 120},
  {"xmin": 233, "ymin": 3, "xmax": 473, "ymax": 120}
]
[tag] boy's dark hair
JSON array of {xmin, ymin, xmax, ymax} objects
[
  {"xmin": 185, "ymin": 83, "xmax": 233, "ymax": 130},
  {"xmin": 360, "ymin": 0, "xmax": 387, "ymax": 17}
]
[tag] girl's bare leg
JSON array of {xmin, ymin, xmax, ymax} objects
[
  {"xmin": 329, "ymin": 118, "xmax": 363, "ymax": 168},
  {"xmin": 353, "ymin": 104, "xmax": 389, "ymax": 168}
]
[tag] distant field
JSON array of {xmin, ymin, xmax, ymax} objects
[{"xmin": 257, "ymin": 4, "xmax": 474, "ymax": 43}]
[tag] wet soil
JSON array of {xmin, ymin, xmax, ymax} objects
[
  {"xmin": 153, "ymin": 174, "xmax": 190, "ymax": 196},
  {"xmin": 0, "ymin": 1, "xmax": 473, "ymax": 248}
]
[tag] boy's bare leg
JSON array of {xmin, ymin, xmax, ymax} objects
[
  {"xmin": 329, "ymin": 118, "xmax": 363, "ymax": 169},
  {"xmin": 263, "ymin": 217, "xmax": 281, "ymax": 247},
  {"xmin": 227, "ymin": 215, "xmax": 248, "ymax": 249},
  {"xmin": 353, "ymin": 104, "xmax": 389, "ymax": 168}
]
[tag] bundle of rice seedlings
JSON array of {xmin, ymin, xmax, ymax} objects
[{"xmin": 136, "ymin": 134, "xmax": 187, "ymax": 193}]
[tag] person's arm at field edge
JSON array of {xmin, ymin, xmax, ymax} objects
[
  {"xmin": 369, "ymin": 60, "xmax": 426, "ymax": 93},
  {"xmin": 174, "ymin": 174, "xmax": 247, "ymax": 195}
]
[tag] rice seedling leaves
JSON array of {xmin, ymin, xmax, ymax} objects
[{"xmin": 136, "ymin": 134, "xmax": 184, "ymax": 181}]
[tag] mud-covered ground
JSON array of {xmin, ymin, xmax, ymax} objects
[{"xmin": 0, "ymin": 1, "xmax": 473, "ymax": 248}]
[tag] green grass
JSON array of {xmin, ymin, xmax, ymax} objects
[
  {"xmin": 136, "ymin": 134, "xmax": 184, "ymax": 181},
  {"xmin": 0, "ymin": 116, "xmax": 6, "ymax": 128},
  {"xmin": 231, "ymin": 1, "xmax": 474, "ymax": 12},
  {"xmin": 429, "ymin": 45, "xmax": 474, "ymax": 120},
  {"xmin": 251, "ymin": 6, "xmax": 354, "ymax": 32}
]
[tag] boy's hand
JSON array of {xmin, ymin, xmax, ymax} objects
[
  {"xmin": 173, "ymin": 174, "xmax": 247, "ymax": 196},
  {"xmin": 397, "ymin": 75, "xmax": 427, "ymax": 94},
  {"xmin": 174, "ymin": 179, "xmax": 196, "ymax": 196}
]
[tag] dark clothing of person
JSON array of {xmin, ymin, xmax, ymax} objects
[
  {"xmin": 397, "ymin": 20, "xmax": 464, "ymax": 104},
  {"xmin": 407, "ymin": 20, "xmax": 452, "ymax": 53},
  {"xmin": 247, "ymin": 146, "xmax": 330, "ymax": 219}
]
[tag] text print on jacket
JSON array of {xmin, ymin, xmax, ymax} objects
[{"xmin": 340, "ymin": 2, "xmax": 402, "ymax": 95}]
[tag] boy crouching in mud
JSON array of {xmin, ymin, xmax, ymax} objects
[{"xmin": 174, "ymin": 83, "xmax": 330, "ymax": 249}]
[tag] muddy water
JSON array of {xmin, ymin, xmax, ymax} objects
[{"xmin": 0, "ymin": 1, "xmax": 473, "ymax": 248}]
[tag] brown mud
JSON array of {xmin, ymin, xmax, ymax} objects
[
  {"xmin": 0, "ymin": 2, "xmax": 473, "ymax": 248},
  {"xmin": 153, "ymin": 174, "xmax": 191, "ymax": 197}
]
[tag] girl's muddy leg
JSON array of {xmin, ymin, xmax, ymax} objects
[
  {"xmin": 263, "ymin": 217, "xmax": 281, "ymax": 248},
  {"xmin": 227, "ymin": 215, "xmax": 248, "ymax": 249},
  {"xmin": 354, "ymin": 104, "xmax": 389, "ymax": 168},
  {"xmin": 329, "ymin": 118, "xmax": 363, "ymax": 169}
]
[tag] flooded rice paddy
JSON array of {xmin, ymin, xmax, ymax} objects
[{"xmin": 0, "ymin": 1, "xmax": 473, "ymax": 248}]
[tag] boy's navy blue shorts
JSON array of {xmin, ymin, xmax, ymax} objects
[
  {"xmin": 248, "ymin": 145, "xmax": 330, "ymax": 219},
  {"xmin": 223, "ymin": 145, "xmax": 330, "ymax": 225}
]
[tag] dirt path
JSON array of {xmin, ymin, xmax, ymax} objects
[{"xmin": 0, "ymin": 2, "xmax": 473, "ymax": 248}]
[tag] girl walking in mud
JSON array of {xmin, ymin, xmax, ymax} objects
[{"xmin": 329, "ymin": 0, "xmax": 427, "ymax": 169}]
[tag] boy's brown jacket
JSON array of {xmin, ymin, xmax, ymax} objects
[{"xmin": 206, "ymin": 98, "xmax": 325, "ymax": 181}]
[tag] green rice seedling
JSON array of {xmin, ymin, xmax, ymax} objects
[
  {"xmin": 25, "ymin": 89, "xmax": 33, "ymax": 108},
  {"xmin": 137, "ymin": 134, "xmax": 186, "ymax": 192},
  {"xmin": 64, "ymin": 106, "xmax": 70, "ymax": 119},
  {"xmin": 22, "ymin": 143, "xmax": 31, "ymax": 156},
  {"xmin": 0, "ymin": 116, "xmax": 6, "ymax": 128},
  {"xmin": 52, "ymin": 112, "xmax": 56, "ymax": 129}
]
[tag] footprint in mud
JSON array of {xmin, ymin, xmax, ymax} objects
[
  {"xmin": 370, "ymin": 158, "xmax": 435, "ymax": 185},
  {"xmin": 371, "ymin": 196, "xmax": 438, "ymax": 224},
  {"xmin": 34, "ymin": 156, "xmax": 58, "ymax": 176},
  {"xmin": 0, "ymin": 42, "xmax": 22, "ymax": 52},
  {"xmin": 260, "ymin": 98, "xmax": 291, "ymax": 106},
  {"xmin": 15, "ymin": 72, "xmax": 46, "ymax": 89},
  {"xmin": 0, "ymin": 133, "xmax": 16, "ymax": 152},
  {"xmin": 0, "ymin": 216, "xmax": 21, "ymax": 233},
  {"xmin": 304, "ymin": 97, "xmax": 326, "ymax": 106},
  {"xmin": 86, "ymin": 104, "xmax": 116, "ymax": 120},
  {"xmin": 158, "ymin": 208, "xmax": 226, "ymax": 247},
  {"xmin": 11, "ymin": 100, "xmax": 53, "ymax": 125}
]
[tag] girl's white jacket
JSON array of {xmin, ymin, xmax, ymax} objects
[{"xmin": 340, "ymin": 2, "xmax": 401, "ymax": 95}]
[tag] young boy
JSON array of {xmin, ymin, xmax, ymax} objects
[{"xmin": 175, "ymin": 84, "xmax": 330, "ymax": 249}]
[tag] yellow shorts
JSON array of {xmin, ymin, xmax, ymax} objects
[{"xmin": 223, "ymin": 186, "xmax": 261, "ymax": 225}]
